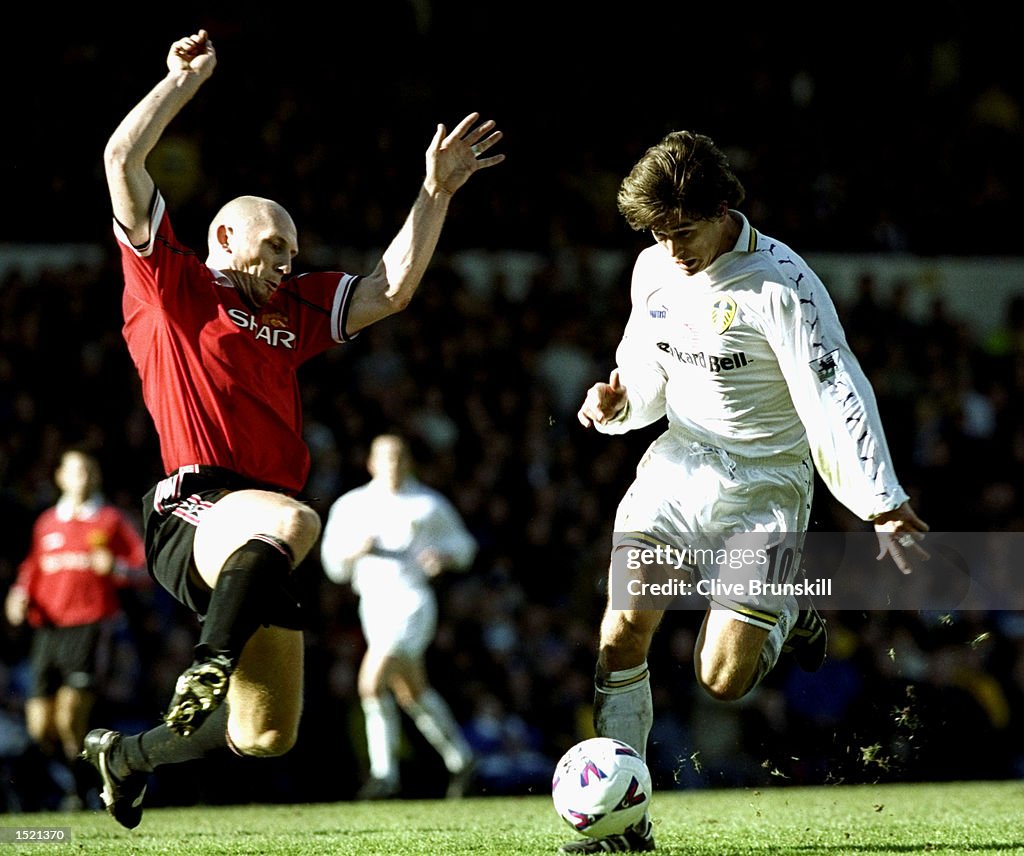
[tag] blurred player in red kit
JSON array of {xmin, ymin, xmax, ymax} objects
[{"xmin": 5, "ymin": 449, "xmax": 147, "ymax": 809}]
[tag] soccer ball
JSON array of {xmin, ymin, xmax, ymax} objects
[{"xmin": 551, "ymin": 737, "xmax": 652, "ymax": 839}]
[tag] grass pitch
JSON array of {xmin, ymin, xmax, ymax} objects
[{"xmin": 3, "ymin": 780, "xmax": 1023, "ymax": 854}]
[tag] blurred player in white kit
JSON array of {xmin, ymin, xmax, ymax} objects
[{"xmin": 321, "ymin": 434, "xmax": 477, "ymax": 799}]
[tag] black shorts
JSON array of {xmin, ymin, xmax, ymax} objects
[
  {"xmin": 141, "ymin": 465, "xmax": 306, "ymax": 630},
  {"xmin": 28, "ymin": 622, "xmax": 109, "ymax": 698}
]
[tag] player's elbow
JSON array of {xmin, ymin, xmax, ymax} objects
[
  {"xmin": 347, "ymin": 272, "xmax": 415, "ymax": 332},
  {"xmin": 383, "ymin": 285, "xmax": 414, "ymax": 314},
  {"xmin": 103, "ymin": 135, "xmax": 134, "ymax": 174}
]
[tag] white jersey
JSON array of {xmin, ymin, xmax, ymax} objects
[
  {"xmin": 598, "ymin": 211, "xmax": 908, "ymax": 522},
  {"xmin": 320, "ymin": 477, "xmax": 477, "ymax": 602}
]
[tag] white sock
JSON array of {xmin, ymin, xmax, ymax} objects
[
  {"xmin": 405, "ymin": 688, "xmax": 473, "ymax": 772},
  {"xmin": 594, "ymin": 661, "xmax": 653, "ymax": 761},
  {"xmin": 362, "ymin": 694, "xmax": 400, "ymax": 783},
  {"xmin": 753, "ymin": 596, "xmax": 798, "ymax": 688}
]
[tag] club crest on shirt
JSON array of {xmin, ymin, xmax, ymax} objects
[
  {"xmin": 710, "ymin": 297, "xmax": 737, "ymax": 334},
  {"xmin": 262, "ymin": 311, "xmax": 290, "ymax": 329}
]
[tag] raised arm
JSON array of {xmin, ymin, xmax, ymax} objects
[
  {"xmin": 344, "ymin": 113, "xmax": 504, "ymax": 334},
  {"xmin": 103, "ymin": 30, "xmax": 217, "ymax": 245}
]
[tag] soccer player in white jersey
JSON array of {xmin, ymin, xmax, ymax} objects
[
  {"xmin": 321, "ymin": 435, "xmax": 478, "ymax": 799},
  {"xmin": 572, "ymin": 131, "xmax": 929, "ymax": 853}
]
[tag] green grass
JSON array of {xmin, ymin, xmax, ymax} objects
[{"xmin": 3, "ymin": 781, "xmax": 1024, "ymax": 854}]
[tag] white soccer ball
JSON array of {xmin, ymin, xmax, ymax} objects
[{"xmin": 551, "ymin": 737, "xmax": 653, "ymax": 839}]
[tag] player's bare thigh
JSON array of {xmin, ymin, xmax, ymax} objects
[
  {"xmin": 358, "ymin": 649, "xmax": 426, "ymax": 703},
  {"xmin": 227, "ymin": 624, "xmax": 303, "ymax": 756},
  {"xmin": 193, "ymin": 489, "xmax": 321, "ymax": 587},
  {"xmin": 694, "ymin": 608, "xmax": 768, "ymax": 701}
]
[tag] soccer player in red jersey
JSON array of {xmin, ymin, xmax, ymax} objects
[
  {"xmin": 81, "ymin": 29, "xmax": 504, "ymax": 829},
  {"xmin": 5, "ymin": 449, "xmax": 147, "ymax": 809}
]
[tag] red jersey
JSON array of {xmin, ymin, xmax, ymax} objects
[
  {"xmin": 117, "ymin": 191, "xmax": 360, "ymax": 493},
  {"xmin": 13, "ymin": 498, "xmax": 148, "ymax": 628}
]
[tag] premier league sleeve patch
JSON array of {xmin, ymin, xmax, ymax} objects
[
  {"xmin": 810, "ymin": 349, "xmax": 839, "ymax": 384},
  {"xmin": 711, "ymin": 296, "xmax": 737, "ymax": 334}
]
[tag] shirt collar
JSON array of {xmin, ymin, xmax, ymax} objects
[
  {"xmin": 729, "ymin": 210, "xmax": 758, "ymax": 253},
  {"xmin": 208, "ymin": 264, "xmax": 233, "ymax": 287},
  {"xmin": 55, "ymin": 495, "xmax": 102, "ymax": 522}
]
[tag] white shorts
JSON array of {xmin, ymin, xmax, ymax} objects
[
  {"xmin": 359, "ymin": 588, "xmax": 437, "ymax": 658},
  {"xmin": 612, "ymin": 431, "xmax": 814, "ymax": 632}
]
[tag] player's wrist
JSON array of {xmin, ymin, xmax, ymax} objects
[{"xmin": 423, "ymin": 179, "xmax": 455, "ymax": 199}]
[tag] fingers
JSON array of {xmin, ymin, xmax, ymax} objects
[
  {"xmin": 173, "ymin": 30, "xmax": 214, "ymax": 63},
  {"xmin": 470, "ymin": 130, "xmax": 504, "ymax": 161},
  {"xmin": 577, "ymin": 392, "xmax": 598, "ymax": 428},
  {"xmin": 427, "ymin": 114, "xmax": 505, "ymax": 197},
  {"xmin": 442, "ymin": 114, "xmax": 504, "ymax": 163},
  {"xmin": 447, "ymin": 112, "xmax": 482, "ymax": 142},
  {"xmin": 578, "ymin": 383, "xmax": 604, "ymax": 428},
  {"xmin": 430, "ymin": 123, "xmax": 447, "ymax": 152},
  {"xmin": 609, "ymin": 368, "xmax": 621, "ymax": 390},
  {"xmin": 877, "ymin": 530, "xmax": 930, "ymax": 575},
  {"xmin": 578, "ymin": 378, "xmax": 625, "ymax": 428},
  {"xmin": 174, "ymin": 35, "xmax": 202, "ymax": 56}
]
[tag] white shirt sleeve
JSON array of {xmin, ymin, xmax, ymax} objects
[
  {"xmin": 419, "ymin": 493, "xmax": 478, "ymax": 571},
  {"xmin": 595, "ymin": 265, "xmax": 668, "ymax": 436},
  {"xmin": 766, "ymin": 272, "xmax": 909, "ymax": 520},
  {"xmin": 320, "ymin": 493, "xmax": 365, "ymax": 585}
]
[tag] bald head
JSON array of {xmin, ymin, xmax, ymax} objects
[
  {"xmin": 207, "ymin": 195, "xmax": 297, "ymax": 258},
  {"xmin": 205, "ymin": 196, "xmax": 299, "ymax": 305}
]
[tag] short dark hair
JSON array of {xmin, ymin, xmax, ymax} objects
[{"xmin": 616, "ymin": 131, "xmax": 746, "ymax": 232}]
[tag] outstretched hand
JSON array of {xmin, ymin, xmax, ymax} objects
[
  {"xmin": 578, "ymin": 369, "xmax": 628, "ymax": 428},
  {"xmin": 873, "ymin": 501, "xmax": 930, "ymax": 574},
  {"xmin": 167, "ymin": 29, "xmax": 217, "ymax": 81},
  {"xmin": 425, "ymin": 112, "xmax": 504, "ymax": 197}
]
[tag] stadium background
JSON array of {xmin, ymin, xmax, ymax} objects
[{"xmin": 2, "ymin": 6, "xmax": 1023, "ymax": 810}]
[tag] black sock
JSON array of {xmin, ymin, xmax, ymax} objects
[
  {"xmin": 71, "ymin": 755, "xmax": 97, "ymax": 801},
  {"xmin": 116, "ymin": 703, "xmax": 230, "ymax": 776},
  {"xmin": 196, "ymin": 537, "xmax": 292, "ymax": 667}
]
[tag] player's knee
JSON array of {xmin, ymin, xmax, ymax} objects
[
  {"xmin": 358, "ymin": 679, "xmax": 387, "ymax": 700},
  {"xmin": 25, "ymin": 719, "xmax": 48, "ymax": 744},
  {"xmin": 230, "ymin": 724, "xmax": 298, "ymax": 757},
  {"xmin": 278, "ymin": 502, "xmax": 321, "ymax": 553}
]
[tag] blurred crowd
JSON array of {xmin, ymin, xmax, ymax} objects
[{"xmin": 3, "ymin": 9, "xmax": 1024, "ymax": 811}]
